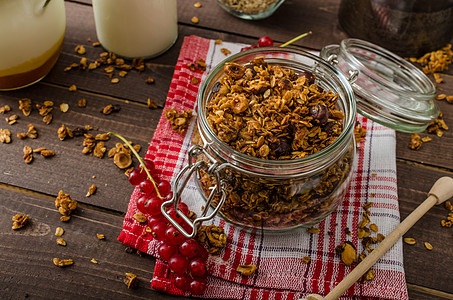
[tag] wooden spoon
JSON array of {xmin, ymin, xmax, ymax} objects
[{"xmin": 301, "ymin": 176, "xmax": 453, "ymax": 300}]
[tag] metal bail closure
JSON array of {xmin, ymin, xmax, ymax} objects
[{"xmin": 161, "ymin": 144, "xmax": 227, "ymax": 238}]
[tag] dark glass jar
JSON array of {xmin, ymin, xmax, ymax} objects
[{"xmin": 338, "ymin": 0, "xmax": 453, "ymax": 57}]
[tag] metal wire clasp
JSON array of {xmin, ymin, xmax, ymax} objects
[{"xmin": 161, "ymin": 144, "xmax": 227, "ymax": 238}]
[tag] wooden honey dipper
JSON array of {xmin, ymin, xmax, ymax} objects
[{"xmin": 300, "ymin": 176, "xmax": 453, "ymax": 300}]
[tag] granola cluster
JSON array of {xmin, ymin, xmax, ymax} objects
[
  {"xmin": 219, "ymin": 0, "xmax": 279, "ymax": 14},
  {"xmin": 199, "ymin": 57, "xmax": 353, "ymax": 228},
  {"xmin": 206, "ymin": 57, "xmax": 344, "ymax": 160}
]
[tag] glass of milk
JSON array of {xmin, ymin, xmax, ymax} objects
[
  {"xmin": 92, "ymin": 0, "xmax": 178, "ymax": 59},
  {"xmin": 0, "ymin": 0, "xmax": 66, "ymax": 91}
]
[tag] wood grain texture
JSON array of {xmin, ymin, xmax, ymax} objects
[{"xmin": 0, "ymin": 186, "xmax": 189, "ymax": 300}]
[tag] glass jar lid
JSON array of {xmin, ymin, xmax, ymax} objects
[{"xmin": 320, "ymin": 38, "xmax": 439, "ymax": 133}]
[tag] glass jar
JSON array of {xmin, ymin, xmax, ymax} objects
[
  {"xmin": 163, "ymin": 47, "xmax": 357, "ymax": 234},
  {"xmin": 0, "ymin": 0, "xmax": 66, "ymax": 91},
  {"xmin": 215, "ymin": 0, "xmax": 285, "ymax": 20},
  {"xmin": 320, "ymin": 39, "xmax": 438, "ymax": 133},
  {"xmin": 338, "ymin": 0, "xmax": 453, "ymax": 57},
  {"xmin": 92, "ymin": 0, "xmax": 178, "ymax": 59}
]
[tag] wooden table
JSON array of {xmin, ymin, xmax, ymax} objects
[{"xmin": 1, "ymin": 1, "xmax": 452, "ymax": 299}]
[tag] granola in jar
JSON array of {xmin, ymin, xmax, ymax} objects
[{"xmin": 192, "ymin": 48, "xmax": 356, "ymax": 230}]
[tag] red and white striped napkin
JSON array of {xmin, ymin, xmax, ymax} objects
[{"xmin": 118, "ymin": 35, "xmax": 408, "ymax": 300}]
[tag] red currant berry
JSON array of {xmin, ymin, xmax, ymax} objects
[
  {"xmin": 179, "ymin": 239, "xmax": 201, "ymax": 259},
  {"xmin": 157, "ymin": 180, "xmax": 171, "ymax": 198},
  {"xmin": 174, "ymin": 273, "xmax": 191, "ymax": 291},
  {"xmin": 197, "ymin": 246, "xmax": 209, "ymax": 262},
  {"xmin": 140, "ymin": 158, "xmax": 156, "ymax": 175},
  {"xmin": 166, "ymin": 202, "xmax": 189, "ymax": 224},
  {"xmin": 165, "ymin": 226, "xmax": 187, "ymax": 246},
  {"xmin": 189, "ymin": 257, "xmax": 207, "ymax": 278},
  {"xmin": 240, "ymin": 45, "xmax": 257, "ymax": 52},
  {"xmin": 128, "ymin": 168, "xmax": 146, "ymax": 186},
  {"xmin": 168, "ymin": 253, "xmax": 188, "ymax": 275},
  {"xmin": 180, "ymin": 221, "xmax": 193, "ymax": 235},
  {"xmin": 139, "ymin": 179, "xmax": 157, "ymax": 196},
  {"xmin": 157, "ymin": 241, "xmax": 178, "ymax": 262},
  {"xmin": 148, "ymin": 215, "xmax": 165, "ymax": 228},
  {"xmin": 257, "ymin": 36, "xmax": 273, "ymax": 47},
  {"xmin": 137, "ymin": 194, "xmax": 163, "ymax": 216},
  {"xmin": 151, "ymin": 221, "xmax": 167, "ymax": 240},
  {"xmin": 189, "ymin": 278, "xmax": 207, "ymax": 295}
]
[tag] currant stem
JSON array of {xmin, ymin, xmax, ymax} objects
[
  {"xmin": 108, "ymin": 132, "xmax": 164, "ymax": 199},
  {"xmin": 279, "ymin": 31, "xmax": 313, "ymax": 48}
]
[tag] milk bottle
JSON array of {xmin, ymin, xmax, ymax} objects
[
  {"xmin": 0, "ymin": 0, "xmax": 66, "ymax": 90},
  {"xmin": 92, "ymin": 0, "xmax": 178, "ymax": 59}
]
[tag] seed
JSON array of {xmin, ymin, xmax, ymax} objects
[
  {"xmin": 335, "ymin": 241, "xmax": 356, "ymax": 266},
  {"xmin": 56, "ymin": 238, "xmax": 67, "ymax": 246},
  {"xmin": 60, "ymin": 103, "xmax": 69, "ymax": 113},
  {"xmin": 78, "ymin": 98, "xmax": 87, "ymax": 108},
  {"xmin": 111, "ymin": 78, "xmax": 119, "ymax": 84},
  {"xmin": 91, "ymin": 258, "xmax": 98, "ymax": 264},
  {"xmin": 424, "ymin": 242, "xmax": 433, "ymax": 250},
  {"xmin": 191, "ymin": 16, "xmax": 199, "ymax": 24},
  {"xmin": 133, "ymin": 212, "xmax": 147, "ymax": 223},
  {"xmin": 236, "ymin": 264, "xmax": 258, "ymax": 276},
  {"xmin": 53, "ymin": 258, "xmax": 73, "ymax": 267},
  {"xmin": 55, "ymin": 227, "xmax": 64, "ymax": 237},
  {"xmin": 124, "ymin": 273, "xmax": 139, "ymax": 289},
  {"xmin": 404, "ymin": 237, "xmax": 416, "ymax": 245},
  {"xmin": 194, "ymin": 2, "xmax": 202, "ymax": 7},
  {"xmin": 436, "ymin": 94, "xmax": 446, "ymax": 100}
]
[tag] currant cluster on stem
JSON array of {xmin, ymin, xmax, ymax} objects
[
  {"xmin": 241, "ymin": 36, "xmax": 274, "ymax": 52},
  {"xmin": 128, "ymin": 157, "xmax": 208, "ymax": 295}
]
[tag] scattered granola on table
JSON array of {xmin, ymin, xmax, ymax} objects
[
  {"xmin": 196, "ymin": 225, "xmax": 227, "ymax": 255},
  {"xmin": 0, "ymin": 128, "xmax": 12, "ymax": 143},
  {"xmin": 124, "ymin": 273, "xmax": 139, "ymax": 288},
  {"xmin": 409, "ymin": 43, "xmax": 452, "ymax": 75},
  {"xmin": 12, "ymin": 213, "xmax": 29, "ymax": 230},
  {"xmin": 53, "ymin": 258, "xmax": 74, "ymax": 267},
  {"xmin": 55, "ymin": 190, "xmax": 78, "ymax": 221},
  {"xmin": 165, "ymin": 108, "xmax": 193, "ymax": 133}
]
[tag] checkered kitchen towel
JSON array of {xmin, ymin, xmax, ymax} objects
[{"xmin": 118, "ymin": 35, "xmax": 408, "ymax": 299}]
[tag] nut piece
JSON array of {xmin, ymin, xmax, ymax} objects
[
  {"xmin": 124, "ymin": 273, "xmax": 139, "ymax": 289},
  {"xmin": 60, "ymin": 103, "xmax": 69, "ymax": 113},
  {"xmin": 78, "ymin": 98, "xmax": 87, "ymax": 108},
  {"xmin": 53, "ymin": 258, "xmax": 74, "ymax": 267},
  {"xmin": 306, "ymin": 227, "xmax": 320, "ymax": 234},
  {"xmin": 164, "ymin": 108, "xmax": 193, "ymax": 133},
  {"xmin": 191, "ymin": 16, "xmax": 199, "ymax": 24},
  {"xmin": 133, "ymin": 212, "xmax": 147, "ymax": 223},
  {"xmin": 335, "ymin": 241, "xmax": 356, "ymax": 266},
  {"xmin": 236, "ymin": 264, "xmax": 258, "ymax": 276},
  {"xmin": 55, "ymin": 190, "xmax": 77, "ymax": 219},
  {"xmin": 86, "ymin": 184, "xmax": 97, "ymax": 197},
  {"xmin": 12, "ymin": 214, "xmax": 29, "ymax": 230},
  {"xmin": 0, "ymin": 128, "xmax": 12, "ymax": 143},
  {"xmin": 56, "ymin": 238, "xmax": 67, "ymax": 246},
  {"xmin": 55, "ymin": 227, "xmax": 64, "ymax": 237},
  {"xmin": 424, "ymin": 242, "xmax": 433, "ymax": 251},
  {"xmin": 19, "ymin": 98, "xmax": 32, "ymax": 116},
  {"xmin": 301, "ymin": 256, "xmax": 311, "ymax": 264},
  {"xmin": 403, "ymin": 237, "xmax": 416, "ymax": 245},
  {"xmin": 113, "ymin": 151, "xmax": 132, "ymax": 169}
]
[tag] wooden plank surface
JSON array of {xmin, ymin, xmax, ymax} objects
[{"xmin": 1, "ymin": 0, "xmax": 453, "ymax": 299}]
